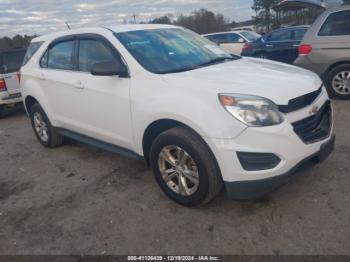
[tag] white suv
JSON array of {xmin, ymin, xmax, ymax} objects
[
  {"xmin": 0, "ymin": 49, "xmax": 26, "ymax": 117},
  {"xmin": 20, "ymin": 25, "xmax": 335, "ymax": 206}
]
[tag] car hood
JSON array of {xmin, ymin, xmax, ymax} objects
[{"xmin": 163, "ymin": 57, "xmax": 322, "ymax": 105}]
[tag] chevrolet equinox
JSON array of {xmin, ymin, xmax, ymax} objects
[{"xmin": 20, "ymin": 25, "xmax": 335, "ymax": 206}]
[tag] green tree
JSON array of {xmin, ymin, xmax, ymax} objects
[
  {"xmin": 175, "ymin": 9, "xmax": 229, "ymax": 34},
  {"xmin": 252, "ymin": 0, "xmax": 279, "ymax": 32},
  {"xmin": 149, "ymin": 15, "xmax": 172, "ymax": 24},
  {"xmin": 0, "ymin": 35, "xmax": 37, "ymax": 51}
]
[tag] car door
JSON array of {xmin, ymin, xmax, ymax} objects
[
  {"xmin": 220, "ymin": 33, "xmax": 245, "ymax": 55},
  {"xmin": 264, "ymin": 29, "xmax": 294, "ymax": 63},
  {"xmin": 1, "ymin": 50, "xmax": 25, "ymax": 95},
  {"xmin": 39, "ymin": 35, "xmax": 133, "ymax": 149}
]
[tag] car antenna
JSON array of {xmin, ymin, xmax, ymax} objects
[{"xmin": 65, "ymin": 21, "xmax": 71, "ymax": 30}]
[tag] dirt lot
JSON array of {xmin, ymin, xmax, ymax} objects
[{"xmin": 0, "ymin": 101, "xmax": 349, "ymax": 255}]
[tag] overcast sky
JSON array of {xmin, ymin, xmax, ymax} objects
[
  {"xmin": 0, "ymin": 0, "xmax": 254, "ymax": 37},
  {"xmin": 0, "ymin": 0, "xmax": 343, "ymax": 37}
]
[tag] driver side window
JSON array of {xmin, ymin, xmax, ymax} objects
[{"xmin": 78, "ymin": 39, "xmax": 121, "ymax": 72}]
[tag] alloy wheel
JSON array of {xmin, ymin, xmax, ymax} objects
[
  {"xmin": 332, "ymin": 71, "xmax": 350, "ymax": 95},
  {"xmin": 33, "ymin": 112, "xmax": 49, "ymax": 142},
  {"xmin": 158, "ymin": 145, "xmax": 199, "ymax": 196}
]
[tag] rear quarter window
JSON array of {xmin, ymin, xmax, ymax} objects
[
  {"xmin": 22, "ymin": 42, "xmax": 44, "ymax": 66},
  {"xmin": 319, "ymin": 10, "xmax": 350, "ymax": 36}
]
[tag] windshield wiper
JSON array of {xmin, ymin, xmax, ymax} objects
[
  {"xmin": 197, "ymin": 57, "xmax": 235, "ymax": 68},
  {"xmin": 159, "ymin": 65, "xmax": 199, "ymax": 74},
  {"xmin": 159, "ymin": 56, "xmax": 237, "ymax": 74}
]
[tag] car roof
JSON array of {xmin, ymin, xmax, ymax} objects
[
  {"xmin": 202, "ymin": 31, "xmax": 251, "ymax": 36},
  {"xmin": 32, "ymin": 24, "xmax": 180, "ymax": 43},
  {"xmin": 325, "ymin": 4, "xmax": 350, "ymax": 14},
  {"xmin": 266, "ymin": 25, "xmax": 310, "ymax": 34}
]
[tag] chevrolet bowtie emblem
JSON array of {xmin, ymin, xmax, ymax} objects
[{"xmin": 309, "ymin": 105, "xmax": 319, "ymax": 115}]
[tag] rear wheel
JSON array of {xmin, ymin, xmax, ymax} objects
[
  {"xmin": 255, "ymin": 52, "xmax": 268, "ymax": 60},
  {"xmin": 0, "ymin": 105, "xmax": 7, "ymax": 118},
  {"xmin": 150, "ymin": 127, "xmax": 223, "ymax": 206},
  {"xmin": 30, "ymin": 103, "xmax": 64, "ymax": 148},
  {"xmin": 326, "ymin": 64, "xmax": 350, "ymax": 99}
]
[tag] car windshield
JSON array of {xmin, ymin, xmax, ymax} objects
[
  {"xmin": 115, "ymin": 28, "xmax": 237, "ymax": 74},
  {"xmin": 240, "ymin": 31, "xmax": 260, "ymax": 42}
]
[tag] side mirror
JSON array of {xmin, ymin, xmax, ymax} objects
[
  {"xmin": 238, "ymin": 38, "xmax": 245, "ymax": 43},
  {"xmin": 91, "ymin": 61, "xmax": 128, "ymax": 77}
]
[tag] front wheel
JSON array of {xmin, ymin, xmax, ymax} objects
[{"xmin": 150, "ymin": 127, "xmax": 223, "ymax": 206}]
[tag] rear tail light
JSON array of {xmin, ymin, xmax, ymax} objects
[
  {"xmin": 299, "ymin": 44, "xmax": 313, "ymax": 56},
  {"xmin": 0, "ymin": 78, "xmax": 7, "ymax": 92},
  {"xmin": 242, "ymin": 43, "xmax": 253, "ymax": 53}
]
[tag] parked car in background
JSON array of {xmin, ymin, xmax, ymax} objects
[
  {"xmin": 0, "ymin": 48, "xmax": 26, "ymax": 117},
  {"xmin": 21, "ymin": 25, "xmax": 334, "ymax": 206},
  {"xmin": 295, "ymin": 5, "xmax": 350, "ymax": 99},
  {"xmin": 241, "ymin": 26, "xmax": 310, "ymax": 64},
  {"xmin": 203, "ymin": 31, "xmax": 260, "ymax": 55}
]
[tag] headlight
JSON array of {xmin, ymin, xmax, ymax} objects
[{"xmin": 219, "ymin": 94, "xmax": 284, "ymax": 127}]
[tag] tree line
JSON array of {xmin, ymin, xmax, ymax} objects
[
  {"xmin": 0, "ymin": 34, "xmax": 37, "ymax": 51},
  {"xmin": 148, "ymin": 8, "xmax": 237, "ymax": 35}
]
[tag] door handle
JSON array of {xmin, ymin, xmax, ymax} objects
[
  {"xmin": 266, "ymin": 44, "xmax": 273, "ymax": 48},
  {"xmin": 293, "ymin": 44, "xmax": 300, "ymax": 47},
  {"xmin": 38, "ymin": 73, "xmax": 46, "ymax": 80},
  {"xmin": 73, "ymin": 81, "xmax": 84, "ymax": 89}
]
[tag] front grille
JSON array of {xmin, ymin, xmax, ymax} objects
[
  {"xmin": 292, "ymin": 101, "xmax": 332, "ymax": 144},
  {"xmin": 279, "ymin": 87, "xmax": 322, "ymax": 114}
]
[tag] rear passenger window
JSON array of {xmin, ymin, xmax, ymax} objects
[
  {"xmin": 267, "ymin": 30, "xmax": 293, "ymax": 41},
  {"xmin": 42, "ymin": 40, "xmax": 75, "ymax": 70},
  {"xmin": 293, "ymin": 29, "xmax": 307, "ymax": 41},
  {"xmin": 319, "ymin": 10, "xmax": 350, "ymax": 36},
  {"xmin": 78, "ymin": 39, "xmax": 117, "ymax": 72},
  {"xmin": 227, "ymin": 33, "xmax": 242, "ymax": 43},
  {"xmin": 207, "ymin": 34, "xmax": 228, "ymax": 44}
]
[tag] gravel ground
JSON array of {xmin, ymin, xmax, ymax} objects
[{"xmin": 0, "ymin": 100, "xmax": 349, "ymax": 255}]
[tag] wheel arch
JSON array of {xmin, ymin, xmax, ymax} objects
[
  {"xmin": 141, "ymin": 118, "xmax": 217, "ymax": 167},
  {"xmin": 24, "ymin": 95, "xmax": 39, "ymax": 114},
  {"xmin": 323, "ymin": 61, "xmax": 350, "ymax": 81}
]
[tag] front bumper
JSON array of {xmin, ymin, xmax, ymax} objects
[
  {"xmin": 203, "ymin": 88, "xmax": 334, "ymax": 199},
  {"xmin": 224, "ymin": 135, "xmax": 335, "ymax": 200}
]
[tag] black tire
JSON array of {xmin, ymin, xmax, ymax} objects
[
  {"xmin": 326, "ymin": 64, "xmax": 350, "ymax": 100},
  {"xmin": 0, "ymin": 105, "xmax": 7, "ymax": 118},
  {"xmin": 150, "ymin": 126, "xmax": 223, "ymax": 206},
  {"xmin": 29, "ymin": 103, "xmax": 64, "ymax": 148},
  {"xmin": 255, "ymin": 52, "xmax": 268, "ymax": 60}
]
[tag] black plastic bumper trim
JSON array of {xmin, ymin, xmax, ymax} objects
[
  {"xmin": 237, "ymin": 152, "xmax": 281, "ymax": 171},
  {"xmin": 225, "ymin": 135, "xmax": 335, "ymax": 200}
]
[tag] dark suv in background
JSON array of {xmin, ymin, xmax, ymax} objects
[{"xmin": 241, "ymin": 26, "xmax": 309, "ymax": 64}]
